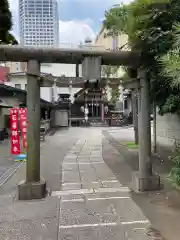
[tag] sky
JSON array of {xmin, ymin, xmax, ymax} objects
[{"xmin": 9, "ymin": 0, "xmax": 133, "ymax": 45}]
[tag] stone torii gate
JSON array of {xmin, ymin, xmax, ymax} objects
[{"xmin": 0, "ymin": 45, "xmax": 160, "ymax": 200}]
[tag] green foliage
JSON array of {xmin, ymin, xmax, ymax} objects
[
  {"xmin": 104, "ymin": 4, "xmax": 129, "ymax": 37},
  {"xmin": 101, "ymin": 65, "xmax": 121, "ymax": 106},
  {"xmin": 161, "ymin": 24, "xmax": 180, "ymax": 89},
  {"xmin": 110, "ymin": 87, "xmax": 120, "ymax": 105},
  {"xmin": 101, "ymin": 65, "xmax": 119, "ymax": 78},
  {"xmin": 103, "ymin": 0, "xmax": 180, "ymax": 115},
  {"xmin": 169, "ymin": 140, "xmax": 180, "ymax": 185},
  {"xmin": 0, "ymin": 0, "xmax": 18, "ymax": 44}
]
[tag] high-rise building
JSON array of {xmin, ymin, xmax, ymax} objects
[{"xmin": 19, "ymin": 0, "xmax": 59, "ymax": 47}]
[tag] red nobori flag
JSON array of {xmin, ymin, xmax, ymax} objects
[
  {"xmin": 19, "ymin": 108, "xmax": 27, "ymax": 149},
  {"xmin": 10, "ymin": 108, "xmax": 20, "ymax": 155}
]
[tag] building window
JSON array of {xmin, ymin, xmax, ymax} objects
[{"xmin": 15, "ymin": 84, "xmax": 21, "ymax": 89}]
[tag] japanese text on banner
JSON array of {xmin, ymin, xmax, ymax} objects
[
  {"xmin": 19, "ymin": 108, "xmax": 27, "ymax": 149},
  {"xmin": 10, "ymin": 108, "xmax": 20, "ymax": 154}
]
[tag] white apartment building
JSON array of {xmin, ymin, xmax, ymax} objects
[{"xmin": 19, "ymin": 0, "xmax": 59, "ymax": 46}]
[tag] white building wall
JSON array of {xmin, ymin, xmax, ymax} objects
[
  {"xmin": 41, "ymin": 63, "xmax": 82, "ymax": 77},
  {"xmin": 6, "ymin": 74, "xmax": 81, "ymax": 103},
  {"xmin": 6, "ymin": 75, "xmax": 53, "ymax": 102}
]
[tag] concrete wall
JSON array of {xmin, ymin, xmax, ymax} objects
[
  {"xmin": 51, "ymin": 109, "xmax": 68, "ymax": 127},
  {"xmin": 156, "ymin": 113, "xmax": 180, "ymax": 146}
]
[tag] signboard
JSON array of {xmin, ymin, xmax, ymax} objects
[
  {"xmin": 19, "ymin": 108, "xmax": 27, "ymax": 149},
  {"xmin": 10, "ymin": 108, "xmax": 20, "ymax": 154}
]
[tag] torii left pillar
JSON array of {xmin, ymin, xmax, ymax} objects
[{"xmin": 18, "ymin": 59, "xmax": 46, "ymax": 200}]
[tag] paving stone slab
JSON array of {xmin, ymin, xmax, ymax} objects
[
  {"xmin": 85, "ymin": 191, "xmax": 131, "ymax": 200},
  {"xmin": 61, "ymin": 194, "xmax": 85, "ymax": 202},
  {"xmin": 101, "ymin": 181, "xmax": 122, "ymax": 188},
  {"xmin": 62, "ymin": 163, "xmax": 79, "ymax": 172},
  {"xmin": 78, "ymin": 164, "xmax": 95, "ymax": 172},
  {"xmin": 81, "ymin": 181, "xmax": 102, "ymax": 189},
  {"xmin": 0, "ymin": 218, "xmax": 57, "ymax": 240},
  {"xmin": 0, "ymin": 197, "xmax": 59, "ymax": 223},
  {"xmin": 80, "ymin": 173, "xmax": 98, "ymax": 183},
  {"xmin": 59, "ymin": 225, "xmax": 152, "ymax": 240},
  {"xmin": 124, "ymin": 225, "xmax": 152, "ymax": 240},
  {"xmin": 52, "ymin": 189, "xmax": 94, "ymax": 197},
  {"xmin": 62, "ymin": 171, "xmax": 80, "ymax": 183},
  {"xmin": 94, "ymin": 187, "xmax": 130, "ymax": 194},
  {"xmin": 77, "ymin": 157, "xmax": 90, "ymax": 162},
  {"xmin": 59, "ymin": 201, "xmax": 119, "ymax": 226},
  {"xmin": 59, "ymin": 225, "xmax": 124, "ymax": 240},
  {"xmin": 110, "ymin": 198, "xmax": 149, "ymax": 223},
  {"xmin": 90, "ymin": 157, "xmax": 103, "ymax": 162},
  {"xmin": 61, "ymin": 183, "xmax": 82, "ymax": 191}
]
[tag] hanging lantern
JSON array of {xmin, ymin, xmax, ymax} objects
[
  {"xmin": 80, "ymin": 106, "xmax": 85, "ymax": 112},
  {"xmin": 104, "ymin": 105, "xmax": 108, "ymax": 114}
]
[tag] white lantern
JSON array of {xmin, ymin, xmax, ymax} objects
[
  {"xmin": 104, "ymin": 105, "xmax": 108, "ymax": 114},
  {"xmin": 80, "ymin": 106, "xmax": 85, "ymax": 112}
]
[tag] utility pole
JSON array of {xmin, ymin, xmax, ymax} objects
[{"xmin": 18, "ymin": 59, "xmax": 46, "ymax": 200}]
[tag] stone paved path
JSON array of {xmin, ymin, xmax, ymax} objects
[
  {"xmin": 52, "ymin": 128, "xmax": 152, "ymax": 240},
  {"xmin": 0, "ymin": 128, "xmax": 158, "ymax": 239}
]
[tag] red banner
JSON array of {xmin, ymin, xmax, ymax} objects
[
  {"xmin": 10, "ymin": 108, "xmax": 20, "ymax": 155},
  {"xmin": 19, "ymin": 108, "xmax": 27, "ymax": 149}
]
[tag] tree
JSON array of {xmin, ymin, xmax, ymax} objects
[
  {"xmin": 161, "ymin": 24, "xmax": 180, "ymax": 89},
  {"xmin": 103, "ymin": 0, "xmax": 180, "ymax": 115},
  {"xmin": 101, "ymin": 65, "xmax": 121, "ymax": 107},
  {"xmin": 0, "ymin": 0, "xmax": 18, "ymax": 44}
]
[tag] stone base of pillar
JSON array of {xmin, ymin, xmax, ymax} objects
[
  {"xmin": 132, "ymin": 171, "xmax": 161, "ymax": 192},
  {"xmin": 18, "ymin": 178, "xmax": 46, "ymax": 200}
]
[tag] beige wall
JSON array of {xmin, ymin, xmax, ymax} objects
[
  {"xmin": 95, "ymin": 27, "xmax": 129, "ymax": 51},
  {"xmin": 95, "ymin": 27, "xmax": 129, "ymax": 78},
  {"xmin": 4, "ymin": 62, "xmax": 27, "ymax": 73}
]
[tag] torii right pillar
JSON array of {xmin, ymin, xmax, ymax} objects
[{"xmin": 133, "ymin": 68, "xmax": 160, "ymax": 192}]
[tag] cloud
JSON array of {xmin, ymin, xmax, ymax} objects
[
  {"xmin": 8, "ymin": 0, "xmax": 132, "ymax": 45},
  {"xmin": 9, "ymin": 0, "xmax": 19, "ymax": 40},
  {"xmin": 9, "ymin": 0, "xmax": 95, "ymax": 45},
  {"xmin": 59, "ymin": 19, "xmax": 95, "ymax": 46}
]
